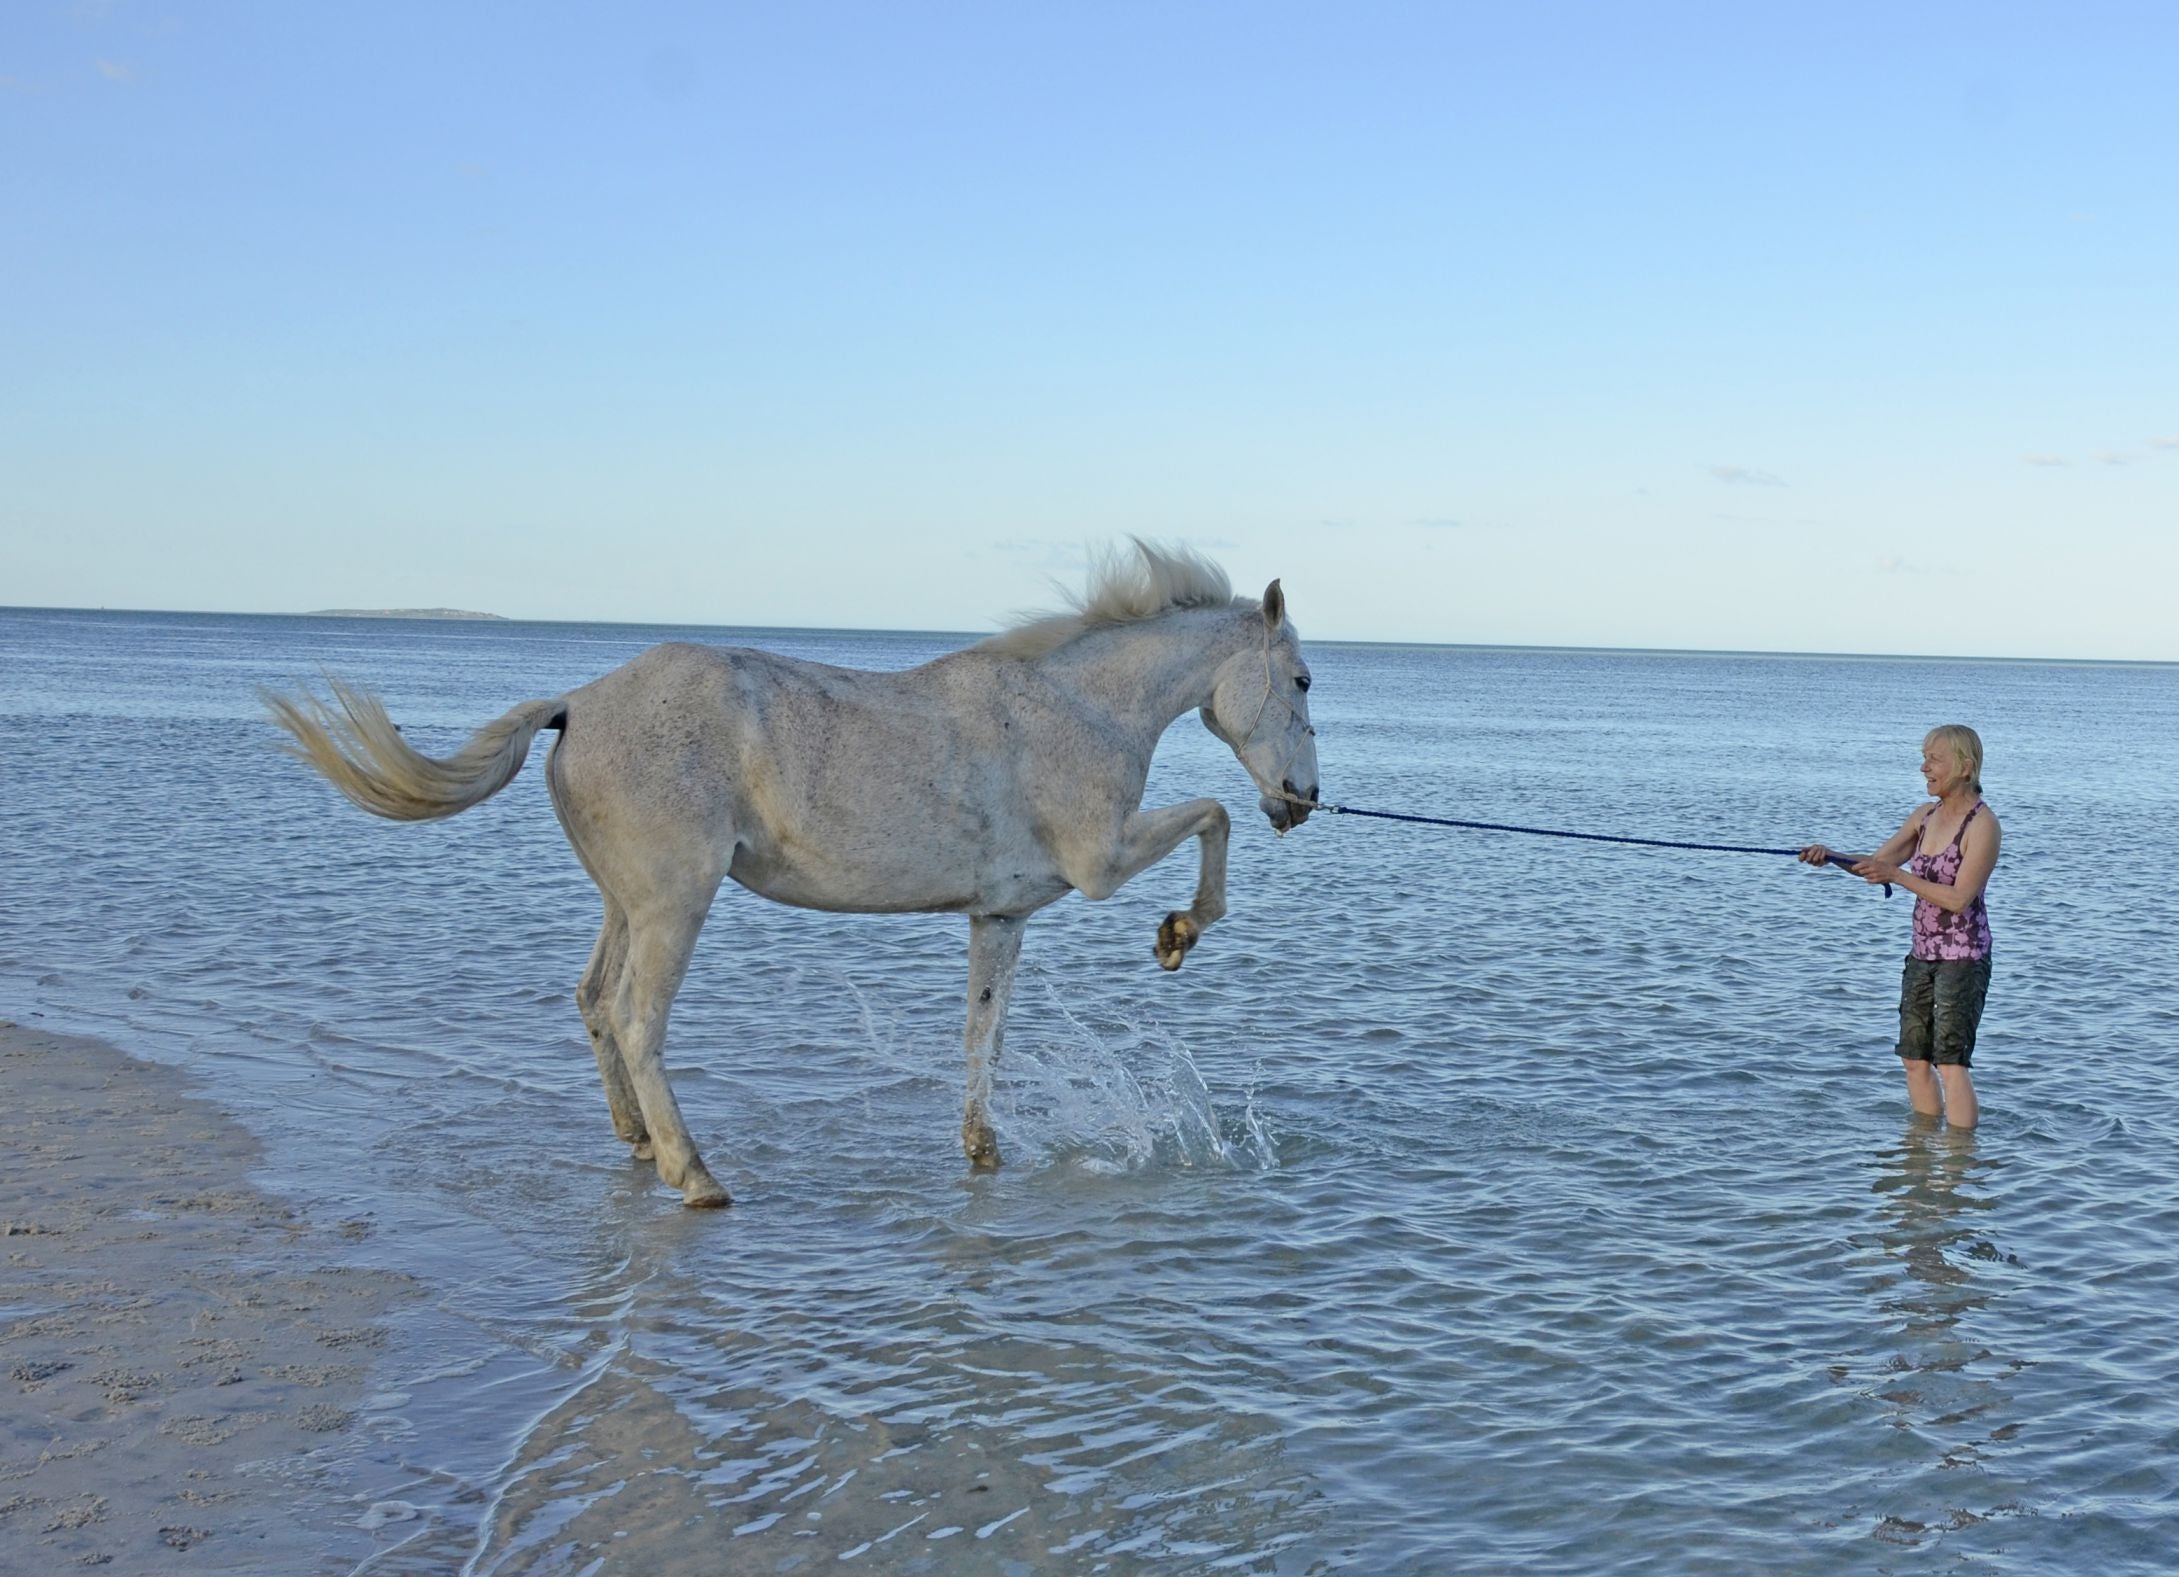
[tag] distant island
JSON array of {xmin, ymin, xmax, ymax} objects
[{"xmin": 308, "ymin": 608, "xmax": 508, "ymax": 621}]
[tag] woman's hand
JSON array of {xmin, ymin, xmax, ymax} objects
[
  {"xmin": 1798, "ymin": 843, "xmax": 1831, "ymax": 865},
  {"xmin": 1851, "ymin": 859, "xmax": 1905, "ymax": 886}
]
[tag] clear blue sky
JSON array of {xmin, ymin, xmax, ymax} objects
[{"xmin": 5, "ymin": 2, "xmax": 2175, "ymax": 657}]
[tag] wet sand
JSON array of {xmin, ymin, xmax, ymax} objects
[{"xmin": 0, "ymin": 1020, "xmax": 413, "ymax": 1572}]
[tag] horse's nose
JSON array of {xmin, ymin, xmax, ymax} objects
[{"xmin": 1282, "ymin": 779, "xmax": 1318, "ymax": 824}]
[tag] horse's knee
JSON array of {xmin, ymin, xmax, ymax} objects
[{"xmin": 582, "ymin": 1014, "xmax": 616, "ymax": 1056}]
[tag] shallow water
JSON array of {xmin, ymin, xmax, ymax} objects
[{"xmin": 2, "ymin": 607, "xmax": 2176, "ymax": 1573}]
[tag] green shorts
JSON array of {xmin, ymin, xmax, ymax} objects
[{"xmin": 1897, "ymin": 954, "xmax": 1992, "ymax": 1068}]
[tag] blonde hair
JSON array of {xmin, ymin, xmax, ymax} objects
[{"xmin": 1923, "ymin": 723, "xmax": 1984, "ymax": 793}]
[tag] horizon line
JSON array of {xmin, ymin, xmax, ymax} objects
[{"xmin": 2, "ymin": 602, "xmax": 2173, "ymax": 670}]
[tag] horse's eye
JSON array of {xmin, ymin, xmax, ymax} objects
[{"xmin": 1295, "ymin": 675, "xmax": 1311, "ymax": 692}]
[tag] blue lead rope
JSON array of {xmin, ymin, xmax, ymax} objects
[{"xmin": 1310, "ymin": 802, "xmax": 1892, "ymax": 896}]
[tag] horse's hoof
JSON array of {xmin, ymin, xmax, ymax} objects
[
  {"xmin": 631, "ymin": 1139, "xmax": 655, "ymax": 1162},
  {"xmin": 681, "ymin": 1173, "xmax": 732, "ymax": 1209},
  {"xmin": 1155, "ymin": 912, "xmax": 1199, "ymax": 971},
  {"xmin": 963, "ymin": 1122, "xmax": 1002, "ymax": 1171}
]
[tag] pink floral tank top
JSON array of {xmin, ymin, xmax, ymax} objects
[{"xmin": 1910, "ymin": 801, "xmax": 1992, "ymax": 962}]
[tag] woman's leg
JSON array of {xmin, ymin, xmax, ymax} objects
[
  {"xmin": 1902, "ymin": 1058, "xmax": 1944, "ymax": 1118},
  {"xmin": 1897, "ymin": 959, "xmax": 1942, "ymax": 1116},
  {"xmin": 1929, "ymin": 957, "xmax": 1990, "ymax": 1130},
  {"xmin": 1936, "ymin": 1065, "xmax": 1978, "ymax": 1128}
]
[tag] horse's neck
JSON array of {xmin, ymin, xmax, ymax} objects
[{"xmin": 1044, "ymin": 607, "xmax": 1252, "ymax": 741}]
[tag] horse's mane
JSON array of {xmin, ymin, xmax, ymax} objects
[{"xmin": 979, "ymin": 539, "xmax": 1239, "ymax": 659}]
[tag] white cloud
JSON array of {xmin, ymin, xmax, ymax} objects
[
  {"xmin": 2021, "ymin": 454, "xmax": 2067, "ymax": 467},
  {"xmin": 1412, "ymin": 516, "xmax": 1467, "ymax": 530},
  {"xmin": 2094, "ymin": 450, "xmax": 2134, "ymax": 467},
  {"xmin": 2150, "ymin": 436, "xmax": 2179, "ymax": 451},
  {"xmin": 94, "ymin": 58, "xmax": 134, "ymax": 83},
  {"xmin": 1707, "ymin": 465, "xmax": 1786, "ymax": 488}
]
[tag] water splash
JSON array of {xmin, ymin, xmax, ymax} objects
[
  {"xmin": 777, "ymin": 962, "xmax": 1278, "ymax": 1177},
  {"xmin": 992, "ymin": 979, "xmax": 1278, "ymax": 1176}
]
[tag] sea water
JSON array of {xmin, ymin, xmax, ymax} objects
[{"xmin": 1, "ymin": 606, "xmax": 2174, "ymax": 1573}]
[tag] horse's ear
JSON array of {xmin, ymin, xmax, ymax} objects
[{"xmin": 1261, "ymin": 579, "xmax": 1285, "ymax": 631}]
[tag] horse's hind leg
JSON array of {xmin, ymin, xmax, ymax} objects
[
  {"xmin": 576, "ymin": 903, "xmax": 651, "ymax": 1158},
  {"xmin": 961, "ymin": 914, "xmax": 1026, "ymax": 1170},
  {"xmin": 552, "ymin": 765, "xmax": 654, "ymax": 1160},
  {"xmin": 611, "ymin": 891, "xmax": 732, "ymax": 1208}
]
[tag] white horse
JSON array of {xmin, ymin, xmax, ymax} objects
[{"xmin": 264, "ymin": 542, "xmax": 1319, "ymax": 1207}]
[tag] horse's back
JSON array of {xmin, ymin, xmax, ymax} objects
[
  {"xmin": 552, "ymin": 640, "xmax": 871, "ymax": 818},
  {"xmin": 547, "ymin": 642, "xmax": 1058, "ymax": 914}
]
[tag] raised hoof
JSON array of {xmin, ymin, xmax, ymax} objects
[
  {"xmin": 631, "ymin": 1139, "xmax": 655, "ymax": 1162},
  {"xmin": 1155, "ymin": 912, "xmax": 1200, "ymax": 971}
]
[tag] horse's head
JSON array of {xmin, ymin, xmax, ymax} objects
[{"xmin": 1202, "ymin": 579, "xmax": 1320, "ymax": 834}]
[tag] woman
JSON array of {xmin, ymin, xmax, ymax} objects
[{"xmin": 1801, "ymin": 725, "xmax": 2001, "ymax": 1128}]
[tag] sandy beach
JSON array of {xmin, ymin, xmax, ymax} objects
[{"xmin": 0, "ymin": 1019, "xmax": 413, "ymax": 1573}]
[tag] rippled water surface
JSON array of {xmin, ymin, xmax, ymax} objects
[{"xmin": 3, "ymin": 607, "xmax": 2176, "ymax": 1573}]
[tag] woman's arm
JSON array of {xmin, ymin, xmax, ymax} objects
[
  {"xmin": 1803, "ymin": 802, "xmax": 1932, "ymax": 866},
  {"xmin": 1869, "ymin": 803, "xmax": 1935, "ymax": 865},
  {"xmin": 1857, "ymin": 808, "xmax": 2001, "ymax": 909}
]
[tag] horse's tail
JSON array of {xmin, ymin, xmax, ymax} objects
[{"xmin": 260, "ymin": 676, "xmax": 566, "ymax": 823}]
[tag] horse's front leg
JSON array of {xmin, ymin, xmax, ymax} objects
[
  {"xmin": 961, "ymin": 913, "xmax": 1026, "ymax": 1170},
  {"xmin": 1073, "ymin": 799, "xmax": 1229, "ymax": 971}
]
